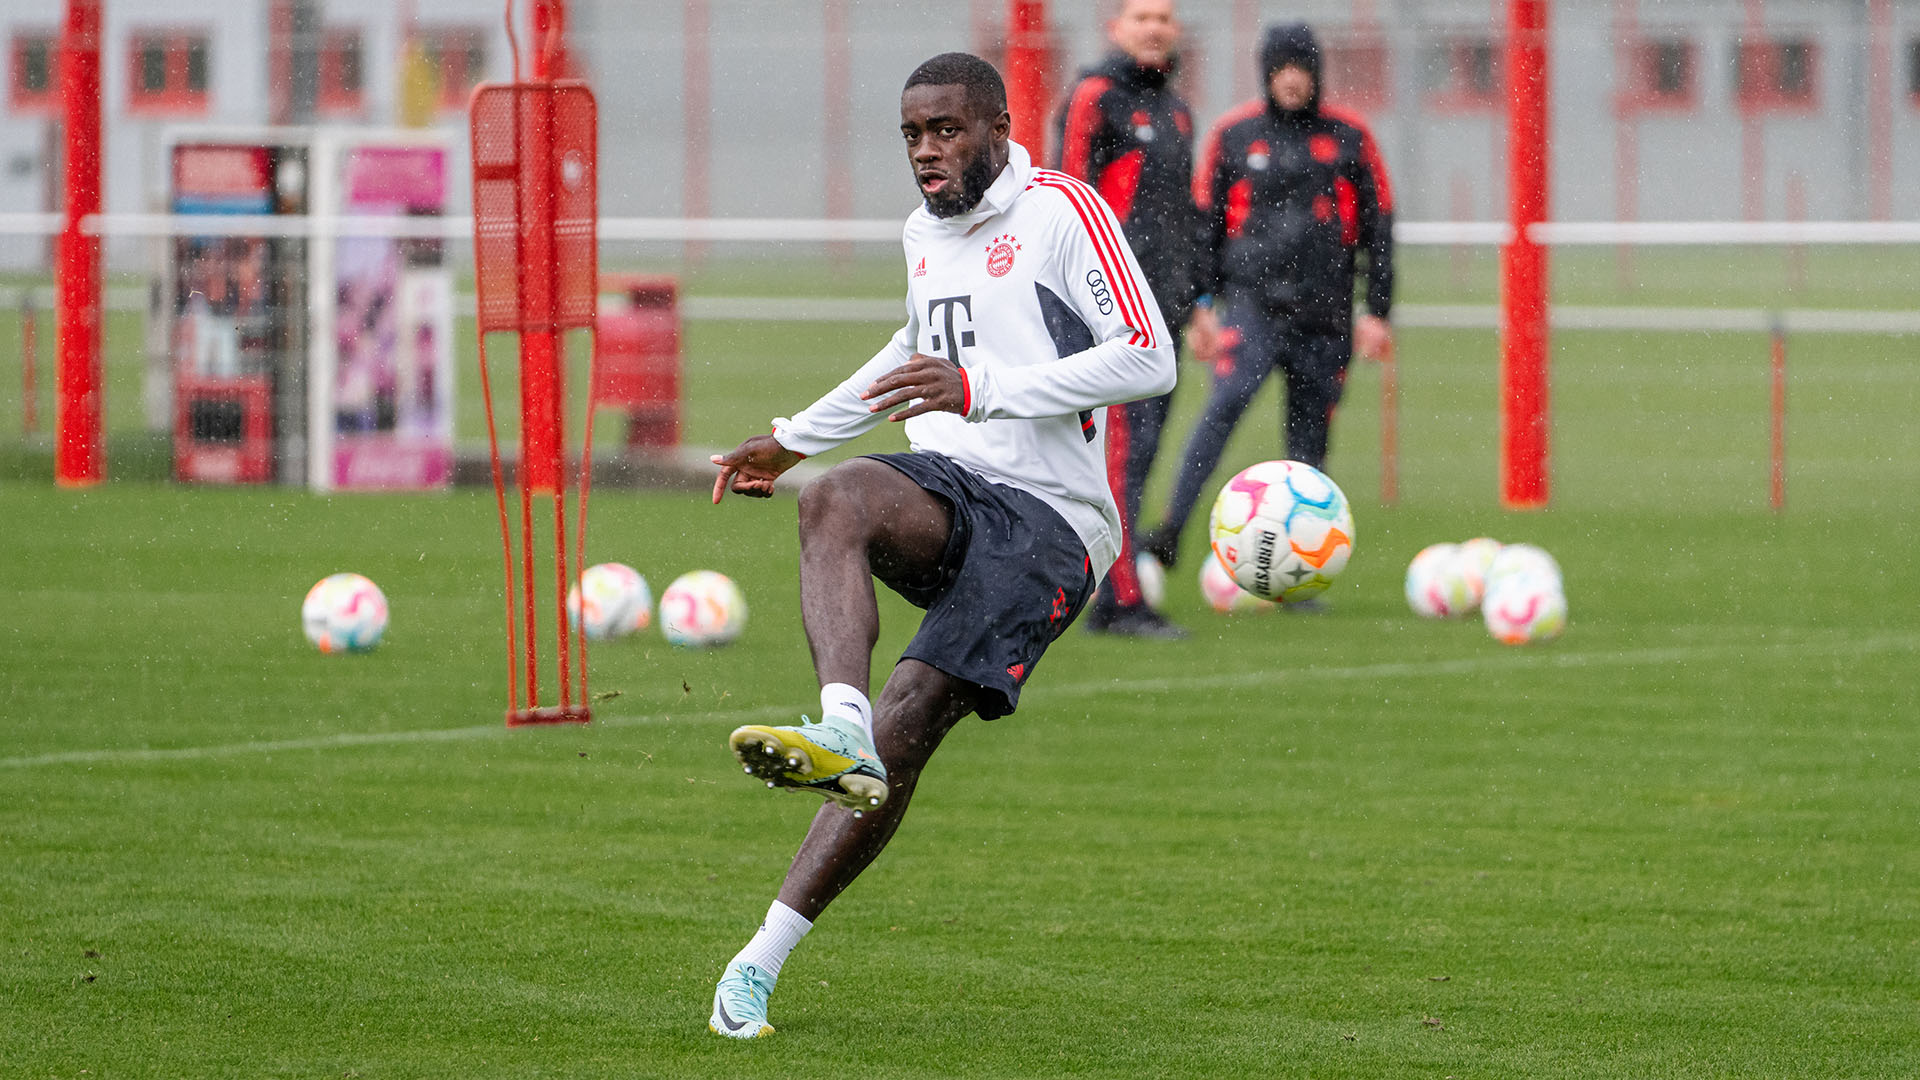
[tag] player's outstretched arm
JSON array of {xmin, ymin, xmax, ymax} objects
[{"xmin": 711, "ymin": 435, "xmax": 804, "ymax": 503}]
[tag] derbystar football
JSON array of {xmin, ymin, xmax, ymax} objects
[
  {"xmin": 1199, "ymin": 550, "xmax": 1277, "ymax": 614},
  {"xmin": 659, "ymin": 570, "xmax": 747, "ymax": 648},
  {"xmin": 301, "ymin": 572, "xmax": 388, "ymax": 653},
  {"xmin": 1405, "ymin": 542, "xmax": 1470, "ymax": 618},
  {"xmin": 1454, "ymin": 536, "xmax": 1504, "ymax": 611},
  {"xmin": 566, "ymin": 562, "xmax": 651, "ymax": 640},
  {"xmin": 1482, "ymin": 571, "xmax": 1568, "ymax": 645},
  {"xmin": 1208, "ymin": 460, "xmax": 1355, "ymax": 604}
]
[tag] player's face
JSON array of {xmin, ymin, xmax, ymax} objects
[
  {"xmin": 1110, "ymin": 0, "xmax": 1179, "ymax": 69},
  {"xmin": 900, "ymin": 84, "xmax": 1009, "ymax": 218},
  {"xmin": 1269, "ymin": 64, "xmax": 1315, "ymax": 111}
]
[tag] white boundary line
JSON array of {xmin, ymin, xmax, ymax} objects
[{"xmin": 4, "ymin": 632, "xmax": 1912, "ymax": 771}]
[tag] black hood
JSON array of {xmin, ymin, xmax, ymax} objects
[
  {"xmin": 1092, "ymin": 48, "xmax": 1177, "ymax": 91},
  {"xmin": 1260, "ymin": 22, "xmax": 1321, "ymax": 114}
]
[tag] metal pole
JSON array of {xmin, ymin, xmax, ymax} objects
[
  {"xmin": 56, "ymin": 0, "xmax": 103, "ymax": 487},
  {"xmin": 1499, "ymin": 0, "xmax": 1550, "ymax": 508},
  {"xmin": 1769, "ymin": 317, "xmax": 1786, "ymax": 512}
]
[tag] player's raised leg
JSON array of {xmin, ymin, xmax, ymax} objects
[
  {"xmin": 728, "ymin": 458, "xmax": 953, "ymax": 812},
  {"xmin": 712, "ymin": 659, "xmax": 977, "ymax": 1038}
]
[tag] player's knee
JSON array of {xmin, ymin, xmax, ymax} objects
[{"xmin": 798, "ymin": 462, "xmax": 883, "ymax": 539}]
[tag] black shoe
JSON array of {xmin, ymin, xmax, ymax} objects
[
  {"xmin": 1140, "ymin": 526, "xmax": 1181, "ymax": 570},
  {"xmin": 1084, "ymin": 603, "xmax": 1188, "ymax": 640}
]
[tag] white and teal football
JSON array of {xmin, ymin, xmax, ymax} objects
[
  {"xmin": 1207, "ymin": 460, "xmax": 1354, "ymax": 604},
  {"xmin": 1199, "ymin": 550, "xmax": 1277, "ymax": 614},
  {"xmin": 659, "ymin": 570, "xmax": 747, "ymax": 648},
  {"xmin": 567, "ymin": 562, "xmax": 651, "ymax": 640},
  {"xmin": 301, "ymin": 572, "xmax": 388, "ymax": 654},
  {"xmin": 1405, "ymin": 542, "xmax": 1469, "ymax": 618},
  {"xmin": 1483, "ymin": 571, "xmax": 1568, "ymax": 645}
]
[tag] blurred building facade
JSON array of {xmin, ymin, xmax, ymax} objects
[{"xmin": 2, "ymin": 0, "xmax": 1917, "ymax": 258}]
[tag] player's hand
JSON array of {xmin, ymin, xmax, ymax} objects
[
  {"xmin": 862, "ymin": 353, "xmax": 966, "ymax": 422},
  {"xmin": 1356, "ymin": 315, "xmax": 1394, "ymax": 362},
  {"xmin": 1186, "ymin": 306, "xmax": 1222, "ymax": 364},
  {"xmin": 710, "ymin": 435, "xmax": 803, "ymax": 503}
]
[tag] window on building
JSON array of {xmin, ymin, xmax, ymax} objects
[
  {"xmin": 419, "ymin": 27, "xmax": 487, "ymax": 109},
  {"xmin": 1323, "ymin": 34, "xmax": 1391, "ymax": 112},
  {"xmin": 9, "ymin": 31, "xmax": 58, "ymax": 112},
  {"xmin": 1620, "ymin": 35, "xmax": 1697, "ymax": 111},
  {"xmin": 317, "ymin": 28, "xmax": 364, "ymax": 115},
  {"xmin": 1423, "ymin": 34, "xmax": 1501, "ymax": 110},
  {"xmin": 1906, "ymin": 37, "xmax": 1920, "ymax": 103},
  {"xmin": 127, "ymin": 30, "xmax": 211, "ymax": 114},
  {"xmin": 1735, "ymin": 35, "xmax": 1818, "ymax": 111}
]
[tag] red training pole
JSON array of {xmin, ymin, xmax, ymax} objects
[
  {"xmin": 1500, "ymin": 0, "xmax": 1550, "ymax": 509},
  {"xmin": 56, "ymin": 0, "xmax": 103, "ymax": 487},
  {"xmin": 1769, "ymin": 318, "xmax": 1786, "ymax": 513},
  {"xmin": 1004, "ymin": 0, "xmax": 1050, "ymax": 158}
]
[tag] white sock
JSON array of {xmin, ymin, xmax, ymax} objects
[
  {"xmin": 730, "ymin": 900, "xmax": 813, "ymax": 981},
  {"xmin": 820, "ymin": 683, "xmax": 874, "ymax": 742}
]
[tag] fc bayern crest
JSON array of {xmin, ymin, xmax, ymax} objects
[{"xmin": 985, "ymin": 234, "xmax": 1020, "ymax": 277}]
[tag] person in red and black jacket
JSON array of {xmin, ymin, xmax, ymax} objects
[
  {"xmin": 1141, "ymin": 21, "xmax": 1395, "ymax": 582},
  {"xmin": 1051, "ymin": 0, "xmax": 1202, "ymax": 639}
]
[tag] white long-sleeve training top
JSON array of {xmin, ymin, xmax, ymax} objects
[{"xmin": 771, "ymin": 141, "xmax": 1177, "ymax": 577}]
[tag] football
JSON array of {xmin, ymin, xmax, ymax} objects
[
  {"xmin": 566, "ymin": 562, "xmax": 652, "ymax": 640},
  {"xmin": 659, "ymin": 570, "xmax": 748, "ymax": 648},
  {"xmin": 1198, "ymin": 551, "xmax": 1277, "ymax": 614},
  {"xmin": 1482, "ymin": 571, "xmax": 1568, "ymax": 645},
  {"xmin": 1207, "ymin": 460, "xmax": 1354, "ymax": 604},
  {"xmin": 1134, "ymin": 551, "xmax": 1167, "ymax": 610},
  {"xmin": 1405, "ymin": 542, "xmax": 1470, "ymax": 618},
  {"xmin": 1486, "ymin": 543, "xmax": 1563, "ymax": 595},
  {"xmin": 1454, "ymin": 536, "xmax": 1505, "ymax": 611},
  {"xmin": 301, "ymin": 572, "xmax": 389, "ymax": 654}
]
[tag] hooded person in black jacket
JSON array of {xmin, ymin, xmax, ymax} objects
[
  {"xmin": 1051, "ymin": 0, "xmax": 1201, "ymax": 639},
  {"xmin": 1142, "ymin": 22, "xmax": 1395, "ymax": 581}
]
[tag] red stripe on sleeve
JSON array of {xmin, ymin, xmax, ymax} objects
[
  {"xmin": 1034, "ymin": 172, "xmax": 1158, "ymax": 349},
  {"xmin": 1035, "ymin": 177, "xmax": 1153, "ymax": 349},
  {"xmin": 1059, "ymin": 77, "xmax": 1112, "ymax": 182}
]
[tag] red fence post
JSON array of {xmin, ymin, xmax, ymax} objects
[
  {"xmin": 1004, "ymin": 0, "xmax": 1050, "ymax": 160},
  {"xmin": 56, "ymin": 0, "xmax": 103, "ymax": 487},
  {"xmin": 1500, "ymin": 0, "xmax": 1550, "ymax": 509}
]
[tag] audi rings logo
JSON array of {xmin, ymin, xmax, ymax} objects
[{"xmin": 1085, "ymin": 269, "xmax": 1114, "ymax": 315}]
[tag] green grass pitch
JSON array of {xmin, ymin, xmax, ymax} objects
[{"xmin": 3, "ymin": 285, "xmax": 1920, "ymax": 1075}]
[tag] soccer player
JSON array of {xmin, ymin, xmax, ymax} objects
[
  {"xmin": 1052, "ymin": 0, "xmax": 1202, "ymax": 639},
  {"xmin": 703, "ymin": 52, "xmax": 1175, "ymax": 1039},
  {"xmin": 1140, "ymin": 22, "xmax": 1394, "ymax": 576}
]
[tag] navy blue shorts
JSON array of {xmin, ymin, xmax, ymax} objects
[{"xmin": 864, "ymin": 452, "xmax": 1095, "ymax": 720}]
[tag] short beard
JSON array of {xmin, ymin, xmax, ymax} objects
[{"xmin": 924, "ymin": 147, "xmax": 1000, "ymax": 219}]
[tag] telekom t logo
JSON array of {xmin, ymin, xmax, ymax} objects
[{"xmin": 927, "ymin": 295, "xmax": 975, "ymax": 367}]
